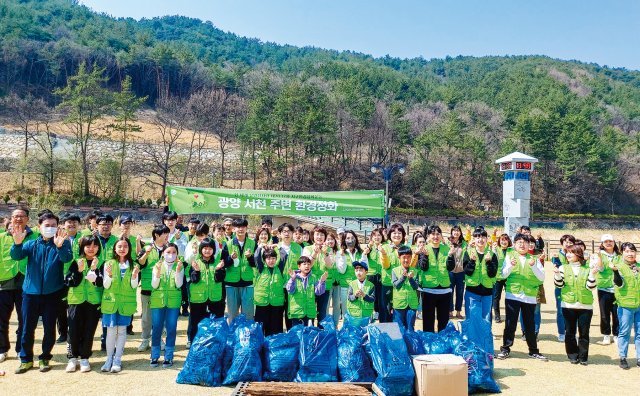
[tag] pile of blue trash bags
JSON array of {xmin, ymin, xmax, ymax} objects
[{"xmin": 177, "ymin": 315, "xmax": 500, "ymax": 395}]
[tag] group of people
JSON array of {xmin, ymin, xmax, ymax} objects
[{"xmin": 0, "ymin": 207, "xmax": 639, "ymax": 377}]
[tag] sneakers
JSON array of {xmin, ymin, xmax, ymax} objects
[
  {"xmin": 416, "ymin": 311, "xmax": 423, "ymax": 320},
  {"xmin": 38, "ymin": 359, "xmax": 51, "ymax": 372},
  {"xmin": 137, "ymin": 339, "xmax": 150, "ymax": 352},
  {"xmin": 569, "ymin": 358, "xmax": 579, "ymax": 364},
  {"xmin": 494, "ymin": 316, "xmax": 502, "ymax": 324},
  {"xmin": 15, "ymin": 361, "xmax": 33, "ymax": 374},
  {"xmin": 620, "ymin": 358, "xmax": 629, "ymax": 369},
  {"xmin": 66, "ymin": 358, "xmax": 79, "ymax": 373},
  {"xmin": 528, "ymin": 353, "xmax": 549, "ymax": 361},
  {"xmin": 150, "ymin": 358, "xmax": 159, "ymax": 368},
  {"xmin": 449, "ymin": 312, "xmax": 455, "ymax": 319},
  {"xmin": 0, "ymin": 352, "xmax": 7, "ymax": 363},
  {"xmin": 579, "ymin": 361, "xmax": 588, "ymax": 366},
  {"xmin": 614, "ymin": 336, "xmax": 618, "ymax": 345},
  {"xmin": 56, "ymin": 334, "xmax": 67, "ymax": 344},
  {"xmin": 558, "ymin": 334, "xmax": 565, "ymax": 342},
  {"xmin": 162, "ymin": 359, "xmax": 173, "ymax": 368},
  {"xmin": 455, "ymin": 312, "xmax": 464, "ymax": 319},
  {"xmin": 127, "ymin": 328, "xmax": 135, "ymax": 336},
  {"xmin": 101, "ymin": 358, "xmax": 113, "ymax": 372},
  {"xmin": 496, "ymin": 351, "xmax": 510, "ymax": 360},
  {"xmin": 372, "ymin": 312, "xmax": 379, "ymax": 321},
  {"xmin": 110, "ymin": 364, "xmax": 122, "ymax": 373},
  {"xmin": 79, "ymin": 359, "xmax": 91, "ymax": 373},
  {"xmin": 186, "ymin": 340, "xmax": 191, "ymax": 349},
  {"xmin": 602, "ymin": 335, "xmax": 611, "ymax": 345}
]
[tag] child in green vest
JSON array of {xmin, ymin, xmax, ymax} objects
[
  {"xmin": 553, "ymin": 244, "xmax": 596, "ymax": 365},
  {"xmin": 492, "ymin": 233, "xmax": 513, "ymax": 323},
  {"xmin": 277, "ymin": 223, "xmax": 303, "ymax": 331},
  {"xmin": 286, "ymin": 256, "xmax": 328, "ymax": 327},
  {"xmin": 551, "ymin": 234, "xmax": 576, "ymax": 342},
  {"xmin": 336, "ymin": 230, "xmax": 369, "ymax": 325},
  {"xmin": 64, "ymin": 235, "xmax": 104, "ymax": 373},
  {"xmin": 379, "ymin": 224, "xmax": 404, "ymax": 324},
  {"xmin": 188, "ymin": 238, "xmax": 230, "ymax": 343},
  {"xmin": 254, "ymin": 246, "xmax": 286, "ymax": 336},
  {"xmin": 325, "ymin": 232, "xmax": 341, "ymax": 326},
  {"xmin": 346, "ymin": 261, "xmax": 375, "ymax": 327},
  {"xmin": 596, "ymin": 234, "xmax": 621, "ymax": 346},
  {"xmin": 101, "ymin": 237, "xmax": 139, "ymax": 373},
  {"xmin": 366, "ymin": 228, "xmax": 385, "ymax": 323},
  {"xmin": 150, "ymin": 243, "xmax": 184, "ymax": 368},
  {"xmin": 225, "ymin": 218, "xmax": 256, "ymax": 322},
  {"xmin": 303, "ymin": 226, "xmax": 335, "ymax": 325},
  {"xmin": 610, "ymin": 242, "xmax": 640, "ymax": 369},
  {"xmin": 392, "ymin": 246, "xmax": 419, "ymax": 331},
  {"xmin": 464, "ymin": 227, "xmax": 499, "ymax": 324}
]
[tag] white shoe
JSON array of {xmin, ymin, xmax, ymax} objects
[
  {"xmin": 0, "ymin": 352, "xmax": 7, "ymax": 363},
  {"xmin": 373, "ymin": 312, "xmax": 379, "ymax": 320},
  {"xmin": 558, "ymin": 334, "xmax": 565, "ymax": 342},
  {"xmin": 66, "ymin": 358, "xmax": 79, "ymax": 373},
  {"xmin": 137, "ymin": 339, "xmax": 150, "ymax": 352},
  {"xmin": 417, "ymin": 311, "xmax": 423, "ymax": 320},
  {"xmin": 110, "ymin": 365, "xmax": 122, "ymax": 373},
  {"xmin": 79, "ymin": 359, "xmax": 91, "ymax": 373},
  {"xmin": 161, "ymin": 340, "xmax": 165, "ymax": 351},
  {"xmin": 602, "ymin": 335, "xmax": 611, "ymax": 345},
  {"xmin": 185, "ymin": 341, "xmax": 191, "ymax": 349},
  {"xmin": 101, "ymin": 358, "xmax": 112, "ymax": 372},
  {"xmin": 614, "ymin": 336, "xmax": 618, "ymax": 345}
]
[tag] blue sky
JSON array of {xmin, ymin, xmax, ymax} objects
[{"xmin": 80, "ymin": 0, "xmax": 640, "ymax": 70}]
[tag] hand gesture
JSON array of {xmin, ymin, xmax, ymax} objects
[
  {"xmin": 408, "ymin": 270, "xmax": 415, "ymax": 279},
  {"xmin": 553, "ymin": 266, "xmax": 560, "ymax": 274},
  {"xmin": 539, "ymin": 253, "xmax": 547, "ymax": 262},
  {"xmin": 469, "ymin": 251, "xmax": 478, "ymax": 262},
  {"xmin": 11, "ymin": 225, "xmax": 26, "ymax": 244},
  {"xmin": 105, "ymin": 263, "xmax": 113, "ymax": 277},
  {"xmin": 591, "ymin": 266, "xmax": 599, "ymax": 276},
  {"xmin": 77, "ymin": 258, "xmax": 86, "ymax": 272},
  {"xmin": 355, "ymin": 289, "xmax": 364, "ymax": 298},
  {"xmin": 552, "ymin": 252, "xmax": 559, "ymax": 258},
  {"xmin": 231, "ymin": 251, "xmax": 238, "ymax": 260},
  {"xmin": 90, "ymin": 258, "xmax": 98, "ymax": 271},
  {"xmin": 132, "ymin": 265, "xmax": 140, "ymax": 278},
  {"xmin": 136, "ymin": 234, "xmax": 143, "ymax": 241},
  {"xmin": 492, "ymin": 228, "xmax": 498, "ymax": 236},
  {"xmin": 192, "ymin": 243, "xmax": 198, "ymax": 254},
  {"xmin": 536, "ymin": 232, "xmax": 542, "ymax": 239},
  {"xmin": 176, "ymin": 259, "xmax": 184, "ymax": 272},
  {"xmin": 609, "ymin": 261, "xmax": 618, "ymax": 271},
  {"xmin": 528, "ymin": 258, "xmax": 536, "ymax": 267},
  {"xmin": 289, "ymin": 269, "xmax": 297, "ymax": 279},
  {"xmin": 402, "ymin": 268, "xmax": 408, "ymax": 277},
  {"xmin": 154, "ymin": 261, "xmax": 162, "ymax": 277},
  {"xmin": 485, "ymin": 254, "xmax": 492, "ymax": 262},
  {"xmin": 244, "ymin": 249, "xmax": 252, "ymax": 258},
  {"xmin": 363, "ymin": 245, "xmax": 371, "ymax": 255},
  {"xmin": 510, "ymin": 258, "xmax": 517, "ymax": 266},
  {"xmin": 192, "ymin": 260, "xmax": 200, "ymax": 272},
  {"xmin": 145, "ymin": 245, "xmax": 153, "ymax": 253},
  {"xmin": 54, "ymin": 228, "xmax": 68, "ymax": 248},
  {"xmin": 175, "ymin": 230, "xmax": 182, "ymax": 240},
  {"xmin": 313, "ymin": 245, "xmax": 321, "ymax": 255},
  {"xmin": 215, "ymin": 262, "xmax": 225, "ymax": 270},
  {"xmin": 320, "ymin": 271, "xmax": 328, "ymax": 282}
]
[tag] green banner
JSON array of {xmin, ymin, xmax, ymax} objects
[{"xmin": 166, "ymin": 186, "xmax": 385, "ymax": 218}]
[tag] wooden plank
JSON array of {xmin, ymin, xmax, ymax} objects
[{"xmin": 239, "ymin": 382, "xmax": 374, "ymax": 396}]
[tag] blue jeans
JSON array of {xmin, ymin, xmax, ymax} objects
[
  {"xmin": 151, "ymin": 307, "xmax": 179, "ymax": 361},
  {"xmin": 316, "ymin": 290, "xmax": 330, "ymax": 324},
  {"xmin": 520, "ymin": 303, "xmax": 541, "ymax": 334},
  {"xmin": 449, "ymin": 272, "xmax": 465, "ymax": 312},
  {"xmin": 225, "ymin": 285, "xmax": 254, "ymax": 322},
  {"xmin": 617, "ymin": 306, "xmax": 640, "ymax": 359},
  {"xmin": 555, "ymin": 288, "xmax": 565, "ymax": 335},
  {"xmin": 393, "ymin": 308, "xmax": 416, "ymax": 332},
  {"xmin": 465, "ymin": 291, "xmax": 493, "ymax": 323}
]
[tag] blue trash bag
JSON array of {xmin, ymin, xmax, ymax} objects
[
  {"xmin": 176, "ymin": 316, "xmax": 228, "ymax": 387},
  {"xmin": 438, "ymin": 321, "xmax": 463, "ymax": 353},
  {"xmin": 222, "ymin": 320, "xmax": 265, "ymax": 385},
  {"xmin": 295, "ymin": 317, "xmax": 338, "ymax": 382},
  {"xmin": 366, "ymin": 325, "xmax": 414, "ymax": 396},
  {"xmin": 455, "ymin": 340, "xmax": 501, "ymax": 394},
  {"xmin": 337, "ymin": 325, "xmax": 376, "ymax": 382},
  {"xmin": 417, "ymin": 330, "xmax": 448, "ymax": 354},
  {"xmin": 461, "ymin": 317, "xmax": 494, "ymax": 356},
  {"xmin": 403, "ymin": 329, "xmax": 426, "ymax": 355},
  {"xmin": 222, "ymin": 314, "xmax": 248, "ymax": 375},
  {"xmin": 262, "ymin": 325, "xmax": 305, "ymax": 382}
]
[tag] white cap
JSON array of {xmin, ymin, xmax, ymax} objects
[
  {"xmin": 336, "ymin": 227, "xmax": 346, "ymax": 234},
  {"xmin": 601, "ymin": 234, "xmax": 615, "ymax": 243}
]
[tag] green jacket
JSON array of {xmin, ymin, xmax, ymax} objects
[{"xmin": 596, "ymin": 252, "xmax": 621, "ymax": 290}]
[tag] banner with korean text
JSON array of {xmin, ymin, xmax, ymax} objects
[{"xmin": 166, "ymin": 186, "xmax": 385, "ymax": 218}]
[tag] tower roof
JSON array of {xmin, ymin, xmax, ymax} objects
[{"xmin": 495, "ymin": 151, "xmax": 539, "ymax": 164}]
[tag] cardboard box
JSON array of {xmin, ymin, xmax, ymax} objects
[{"xmin": 412, "ymin": 354, "xmax": 468, "ymax": 396}]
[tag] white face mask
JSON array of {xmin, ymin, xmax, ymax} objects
[
  {"xmin": 41, "ymin": 226, "xmax": 57, "ymax": 239},
  {"xmin": 164, "ymin": 253, "xmax": 177, "ymax": 264}
]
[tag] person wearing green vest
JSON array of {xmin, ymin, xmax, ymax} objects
[
  {"xmin": 379, "ymin": 223, "xmax": 404, "ymax": 324},
  {"xmin": 392, "ymin": 246, "xmax": 419, "ymax": 331},
  {"xmin": 463, "ymin": 227, "xmax": 499, "ymax": 324},
  {"xmin": 117, "ymin": 214, "xmax": 140, "ymax": 336},
  {"xmin": 277, "ymin": 223, "xmax": 303, "ymax": 330},
  {"xmin": 222, "ymin": 218, "xmax": 235, "ymax": 243},
  {"xmin": 610, "ymin": 242, "xmax": 640, "ymax": 370},
  {"xmin": 137, "ymin": 224, "xmax": 170, "ymax": 352},
  {"xmin": 100, "ymin": 237, "xmax": 139, "ymax": 373},
  {"xmin": 150, "ymin": 243, "xmax": 184, "ymax": 368},
  {"xmin": 497, "ymin": 233, "xmax": 548, "ymax": 361},
  {"xmin": 553, "ymin": 244, "xmax": 597, "ymax": 365},
  {"xmin": 366, "ymin": 228, "xmax": 385, "ymax": 322},
  {"xmin": 224, "ymin": 218, "xmax": 256, "ymax": 322},
  {"xmin": 184, "ymin": 223, "xmax": 210, "ymax": 273},
  {"xmin": 163, "ymin": 211, "xmax": 189, "ymax": 317},
  {"xmin": 324, "ymin": 232, "xmax": 341, "ymax": 325},
  {"xmin": 56, "ymin": 214, "xmax": 83, "ymax": 345},
  {"xmin": 186, "ymin": 217, "xmax": 201, "ymax": 242},
  {"xmin": 302, "ymin": 226, "xmax": 335, "ymax": 325},
  {"xmin": 187, "ymin": 238, "xmax": 230, "ymax": 343},
  {"xmin": 95, "ymin": 214, "xmax": 119, "ymax": 352},
  {"xmin": 595, "ymin": 234, "xmax": 620, "ymax": 346},
  {"xmin": 447, "ymin": 225, "xmax": 467, "ymax": 320},
  {"xmin": 550, "ymin": 234, "xmax": 576, "ymax": 343},
  {"xmin": 346, "ymin": 261, "xmax": 375, "ymax": 327},
  {"xmin": 293, "ymin": 226, "xmax": 306, "ymax": 247},
  {"xmin": 336, "ymin": 230, "xmax": 369, "ymax": 325},
  {"xmin": 254, "ymin": 246, "xmax": 286, "ymax": 336},
  {"xmin": 286, "ymin": 256, "xmax": 328, "ymax": 327},
  {"xmin": 0, "ymin": 207, "xmax": 38, "ymax": 363},
  {"xmin": 80, "ymin": 210, "xmax": 102, "ymax": 237},
  {"xmin": 418, "ymin": 225, "xmax": 456, "ymax": 333},
  {"xmin": 63, "ymin": 235, "xmax": 104, "ymax": 373},
  {"xmin": 492, "ymin": 233, "xmax": 513, "ymax": 324}
]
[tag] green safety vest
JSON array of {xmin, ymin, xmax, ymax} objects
[
  {"xmin": 280, "ymin": 242, "xmax": 303, "ymax": 276},
  {"xmin": 254, "ymin": 265, "xmax": 286, "ymax": 306},
  {"xmin": 67, "ymin": 257, "xmax": 104, "ymax": 305},
  {"xmin": 225, "ymin": 238, "xmax": 256, "ymax": 283},
  {"xmin": 101, "ymin": 260, "xmax": 138, "ymax": 316},
  {"xmin": 150, "ymin": 262, "xmax": 182, "ymax": 309},
  {"xmin": 347, "ymin": 279, "xmax": 374, "ymax": 318},
  {"xmin": 464, "ymin": 246, "xmax": 497, "ymax": 288},
  {"xmin": 0, "ymin": 229, "xmax": 39, "ymax": 281},
  {"xmin": 98, "ymin": 235, "xmax": 118, "ymax": 263},
  {"xmin": 141, "ymin": 248, "xmax": 161, "ymax": 291},
  {"xmin": 505, "ymin": 251, "xmax": 543, "ymax": 297},
  {"xmin": 304, "ymin": 245, "xmax": 337, "ymax": 287},
  {"xmin": 189, "ymin": 256, "xmax": 224, "ymax": 304},
  {"xmin": 338, "ymin": 249, "xmax": 360, "ymax": 287},
  {"xmin": 381, "ymin": 243, "xmax": 407, "ymax": 287},
  {"xmin": 367, "ymin": 246, "xmax": 382, "ymax": 276},
  {"xmin": 392, "ymin": 266, "xmax": 419, "ymax": 309},
  {"xmin": 287, "ymin": 274, "xmax": 318, "ymax": 319},
  {"xmin": 63, "ymin": 234, "xmax": 83, "ymax": 275},
  {"xmin": 495, "ymin": 247, "xmax": 514, "ymax": 281},
  {"xmin": 596, "ymin": 252, "xmax": 621, "ymax": 289},
  {"xmin": 560, "ymin": 264, "xmax": 594, "ymax": 305},
  {"xmin": 614, "ymin": 263, "xmax": 640, "ymax": 309},
  {"xmin": 419, "ymin": 243, "xmax": 451, "ymax": 288}
]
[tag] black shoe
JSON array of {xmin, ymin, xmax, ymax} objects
[
  {"xmin": 528, "ymin": 353, "xmax": 549, "ymax": 361},
  {"xmin": 620, "ymin": 358, "xmax": 629, "ymax": 369},
  {"xmin": 162, "ymin": 359, "xmax": 173, "ymax": 368},
  {"xmin": 637, "ymin": 360, "xmax": 640, "ymax": 368},
  {"xmin": 496, "ymin": 351, "xmax": 510, "ymax": 360},
  {"xmin": 570, "ymin": 359, "xmax": 579, "ymax": 364},
  {"xmin": 180, "ymin": 311, "xmax": 189, "ymax": 317},
  {"xmin": 100, "ymin": 344, "xmax": 106, "ymax": 352},
  {"xmin": 127, "ymin": 329, "xmax": 135, "ymax": 336},
  {"xmin": 150, "ymin": 358, "xmax": 159, "ymax": 368},
  {"xmin": 579, "ymin": 361, "xmax": 588, "ymax": 366},
  {"xmin": 56, "ymin": 335, "xmax": 67, "ymax": 344},
  {"xmin": 494, "ymin": 316, "xmax": 502, "ymax": 323}
]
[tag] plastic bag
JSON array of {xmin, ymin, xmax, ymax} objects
[
  {"xmin": 455, "ymin": 340, "xmax": 501, "ymax": 394},
  {"xmin": 296, "ymin": 317, "xmax": 338, "ymax": 382},
  {"xmin": 366, "ymin": 325, "xmax": 414, "ymax": 396},
  {"xmin": 461, "ymin": 317, "xmax": 494, "ymax": 356},
  {"xmin": 176, "ymin": 316, "xmax": 228, "ymax": 387},
  {"xmin": 438, "ymin": 321, "xmax": 463, "ymax": 353},
  {"xmin": 403, "ymin": 329, "xmax": 425, "ymax": 355},
  {"xmin": 222, "ymin": 314, "xmax": 248, "ymax": 375},
  {"xmin": 262, "ymin": 325, "xmax": 304, "ymax": 382},
  {"xmin": 222, "ymin": 320, "xmax": 265, "ymax": 385},
  {"xmin": 337, "ymin": 325, "xmax": 376, "ymax": 382}
]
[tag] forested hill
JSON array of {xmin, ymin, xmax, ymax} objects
[{"xmin": 1, "ymin": 0, "xmax": 640, "ymax": 214}]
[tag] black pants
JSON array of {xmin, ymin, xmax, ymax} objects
[
  {"xmin": 379, "ymin": 285, "xmax": 393, "ymax": 323},
  {"xmin": 56, "ymin": 287, "xmax": 68, "ymax": 338},
  {"xmin": 598, "ymin": 290, "xmax": 619, "ymax": 336},
  {"xmin": 501, "ymin": 299, "xmax": 539, "ymax": 354},
  {"xmin": 290, "ymin": 317, "xmax": 314, "ymax": 327},
  {"xmin": 67, "ymin": 302, "xmax": 101, "ymax": 359},
  {"xmin": 493, "ymin": 279, "xmax": 506, "ymax": 318},
  {"xmin": 188, "ymin": 300, "xmax": 225, "ymax": 342},
  {"xmin": 0, "ymin": 289, "xmax": 23, "ymax": 354},
  {"xmin": 283, "ymin": 292, "xmax": 293, "ymax": 330},
  {"xmin": 20, "ymin": 290, "xmax": 62, "ymax": 362},
  {"xmin": 367, "ymin": 274, "xmax": 382, "ymax": 315},
  {"xmin": 422, "ymin": 292, "xmax": 451, "ymax": 332},
  {"xmin": 255, "ymin": 304, "xmax": 284, "ymax": 337},
  {"xmin": 562, "ymin": 308, "xmax": 592, "ymax": 362},
  {"xmin": 181, "ymin": 276, "xmax": 189, "ymax": 314}
]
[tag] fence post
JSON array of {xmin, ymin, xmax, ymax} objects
[{"xmin": 592, "ymin": 240, "xmax": 595, "ymax": 254}]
